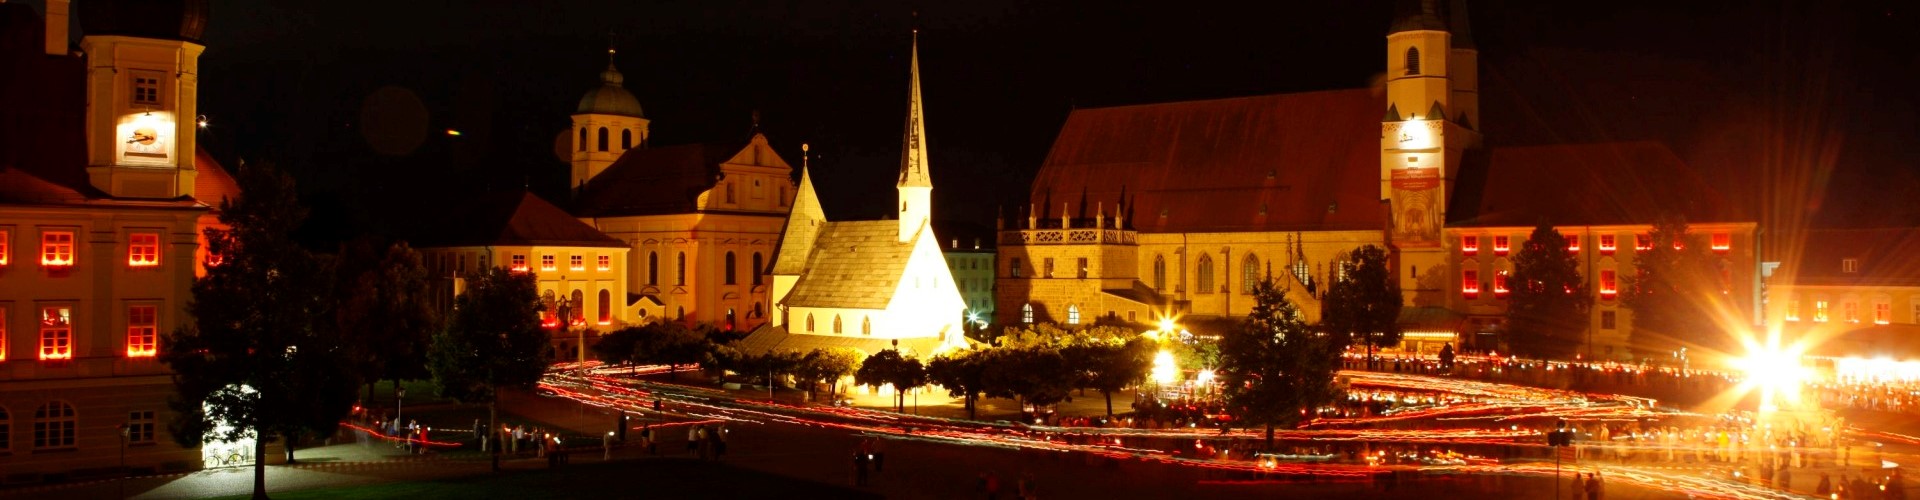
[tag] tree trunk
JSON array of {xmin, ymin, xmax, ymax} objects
[
  {"xmin": 252, "ymin": 424, "xmax": 268, "ymax": 499},
  {"xmin": 1104, "ymin": 390, "xmax": 1114, "ymax": 419},
  {"xmin": 284, "ymin": 432, "xmax": 297, "ymax": 464}
]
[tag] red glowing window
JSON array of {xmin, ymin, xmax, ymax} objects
[
  {"xmin": 41, "ymin": 231, "xmax": 74, "ymax": 267},
  {"xmin": 1493, "ymin": 236, "xmax": 1510, "ymax": 256},
  {"xmin": 570, "ymin": 255, "xmax": 585, "ymax": 271},
  {"xmin": 40, "ymin": 306, "xmax": 72, "ymax": 361},
  {"xmin": 510, "ymin": 254, "xmax": 528, "ymax": 272},
  {"xmin": 1462, "ymin": 270, "xmax": 1480, "ymax": 299},
  {"xmin": 127, "ymin": 305, "xmax": 157, "ymax": 358},
  {"xmin": 597, "ymin": 255, "xmax": 611, "ymax": 272},
  {"xmin": 128, "ymin": 233, "xmax": 160, "ymax": 267},
  {"xmin": 0, "ymin": 307, "xmax": 7, "ymax": 361},
  {"xmin": 1599, "ymin": 270, "xmax": 1617, "ymax": 299},
  {"xmin": 1711, "ymin": 233, "xmax": 1730, "ymax": 253},
  {"xmin": 0, "ymin": 229, "xmax": 10, "ymax": 266},
  {"xmin": 1462, "ymin": 236, "xmax": 1479, "ymax": 256},
  {"xmin": 1598, "ymin": 234, "xmax": 1616, "ymax": 255},
  {"xmin": 1493, "ymin": 271, "xmax": 1510, "ymax": 299},
  {"xmin": 1876, "ymin": 302, "xmax": 1891, "ymax": 325},
  {"xmin": 1566, "ymin": 235, "xmax": 1580, "ymax": 253},
  {"xmin": 541, "ymin": 254, "xmax": 556, "ymax": 272},
  {"xmin": 1634, "ymin": 234, "xmax": 1651, "ymax": 251}
]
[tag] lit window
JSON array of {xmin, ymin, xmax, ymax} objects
[
  {"xmin": 1068, "ymin": 305, "xmax": 1081, "ymax": 325},
  {"xmin": 129, "ymin": 233, "xmax": 160, "ymax": 267},
  {"xmin": 1635, "ymin": 234, "xmax": 1652, "ymax": 251},
  {"xmin": 33, "ymin": 401, "xmax": 75, "ymax": 449},
  {"xmin": 0, "ymin": 307, "xmax": 7, "ymax": 361},
  {"xmin": 1876, "ymin": 302, "xmax": 1891, "ymax": 325},
  {"xmin": 1462, "ymin": 270, "xmax": 1480, "ymax": 299},
  {"xmin": 1845, "ymin": 302, "xmax": 1859, "ymax": 323},
  {"xmin": 1493, "ymin": 271, "xmax": 1510, "ymax": 299},
  {"xmin": 1492, "ymin": 236, "xmax": 1510, "ymax": 256},
  {"xmin": 132, "ymin": 73, "xmax": 161, "ymax": 105},
  {"xmin": 127, "ymin": 410, "xmax": 156, "ymax": 444},
  {"xmin": 1566, "ymin": 235, "xmax": 1580, "ymax": 253},
  {"xmin": 41, "ymin": 231, "xmax": 74, "ymax": 267},
  {"xmin": 0, "ymin": 229, "xmax": 10, "ymax": 265},
  {"xmin": 597, "ymin": 255, "xmax": 611, "ymax": 271},
  {"xmin": 1598, "ymin": 234, "xmax": 1616, "ymax": 255},
  {"xmin": 127, "ymin": 305, "xmax": 158, "ymax": 358},
  {"xmin": 1711, "ymin": 233, "xmax": 1731, "ymax": 253},
  {"xmin": 570, "ymin": 255, "xmax": 584, "ymax": 271},
  {"xmin": 1599, "ymin": 270, "xmax": 1617, "ymax": 299},
  {"xmin": 39, "ymin": 307, "xmax": 72, "ymax": 361},
  {"xmin": 1785, "ymin": 296, "xmax": 1800, "ymax": 322},
  {"xmin": 597, "ymin": 289, "xmax": 611, "ymax": 325},
  {"xmin": 511, "ymin": 254, "xmax": 528, "ymax": 273},
  {"xmin": 1022, "ymin": 304, "xmax": 1034, "ymax": 324},
  {"xmin": 541, "ymin": 254, "xmax": 556, "ymax": 272},
  {"xmin": 1814, "ymin": 300, "xmax": 1829, "ymax": 322},
  {"xmin": 1842, "ymin": 258, "xmax": 1859, "ymax": 273}
]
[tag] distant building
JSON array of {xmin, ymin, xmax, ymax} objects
[
  {"xmin": 0, "ymin": 0, "xmax": 239, "ymax": 477},
  {"xmin": 935, "ymin": 225, "xmax": 996, "ymax": 334},
  {"xmin": 744, "ymin": 35, "xmax": 967, "ymax": 359},
  {"xmin": 1770, "ymin": 228, "xmax": 1920, "ymax": 359}
]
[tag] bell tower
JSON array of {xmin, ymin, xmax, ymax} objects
[
  {"xmin": 79, "ymin": 0, "xmax": 211, "ymax": 199},
  {"xmin": 896, "ymin": 32, "xmax": 934, "ymax": 243},
  {"xmin": 570, "ymin": 45, "xmax": 650, "ymax": 190},
  {"xmin": 1381, "ymin": 0, "xmax": 1481, "ymax": 303}
]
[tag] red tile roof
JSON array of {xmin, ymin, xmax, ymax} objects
[
  {"xmin": 1030, "ymin": 89, "xmax": 1387, "ymax": 233},
  {"xmin": 416, "ymin": 191, "xmax": 627, "ymax": 249},
  {"xmin": 1787, "ymin": 228, "xmax": 1920, "ymax": 288},
  {"xmin": 574, "ymin": 141, "xmax": 743, "ymax": 217},
  {"xmin": 193, "ymin": 148, "xmax": 240, "ymax": 208},
  {"xmin": 1450, "ymin": 141, "xmax": 1749, "ymax": 227}
]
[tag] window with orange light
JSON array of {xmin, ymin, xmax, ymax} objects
[
  {"xmin": 570, "ymin": 255, "xmax": 584, "ymax": 271},
  {"xmin": 1785, "ymin": 296, "xmax": 1800, "ymax": 322},
  {"xmin": 0, "ymin": 229, "xmax": 10, "ymax": 266},
  {"xmin": 1598, "ymin": 234, "xmax": 1616, "ymax": 255},
  {"xmin": 1493, "ymin": 271, "xmax": 1510, "ymax": 299},
  {"xmin": 1635, "ymin": 233, "xmax": 1651, "ymax": 251},
  {"xmin": 127, "ymin": 305, "xmax": 157, "ymax": 358},
  {"xmin": 0, "ymin": 307, "xmax": 7, "ymax": 361},
  {"xmin": 128, "ymin": 233, "xmax": 160, "ymax": 267},
  {"xmin": 1599, "ymin": 270, "xmax": 1617, "ymax": 299},
  {"xmin": 40, "ymin": 306, "xmax": 72, "ymax": 361},
  {"xmin": 41, "ymin": 231, "xmax": 74, "ymax": 267},
  {"xmin": 1461, "ymin": 235, "xmax": 1478, "ymax": 256},
  {"xmin": 510, "ymin": 254, "xmax": 528, "ymax": 272},
  {"xmin": 1566, "ymin": 235, "xmax": 1580, "ymax": 253},
  {"xmin": 541, "ymin": 254, "xmax": 556, "ymax": 272},
  {"xmin": 1814, "ymin": 300, "xmax": 1829, "ymax": 322},
  {"xmin": 1462, "ymin": 270, "xmax": 1480, "ymax": 299},
  {"xmin": 1845, "ymin": 302, "xmax": 1859, "ymax": 323},
  {"xmin": 597, "ymin": 255, "xmax": 610, "ymax": 272},
  {"xmin": 1711, "ymin": 233, "xmax": 1731, "ymax": 253},
  {"xmin": 1492, "ymin": 236, "xmax": 1510, "ymax": 256},
  {"xmin": 1876, "ymin": 302, "xmax": 1891, "ymax": 325}
]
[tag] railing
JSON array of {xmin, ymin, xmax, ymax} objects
[{"xmin": 1000, "ymin": 229, "xmax": 1137, "ymax": 246}]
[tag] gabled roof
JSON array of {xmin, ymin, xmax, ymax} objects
[
  {"xmin": 416, "ymin": 191, "xmax": 626, "ymax": 249},
  {"xmin": 1448, "ymin": 141, "xmax": 1750, "ymax": 227},
  {"xmin": 573, "ymin": 140, "xmax": 743, "ymax": 217},
  {"xmin": 769, "ymin": 164, "xmax": 826, "ymax": 275},
  {"xmin": 1030, "ymin": 89, "xmax": 1387, "ymax": 234},
  {"xmin": 780, "ymin": 220, "xmax": 917, "ymax": 310},
  {"xmin": 1788, "ymin": 228, "xmax": 1920, "ymax": 288}
]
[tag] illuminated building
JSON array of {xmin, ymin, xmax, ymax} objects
[
  {"xmin": 745, "ymin": 35, "xmax": 967, "ymax": 358},
  {"xmin": 995, "ymin": 0, "xmax": 1760, "ymax": 360},
  {"xmin": 935, "ymin": 224, "xmax": 997, "ymax": 334},
  {"xmin": 0, "ymin": 0, "xmax": 238, "ymax": 477},
  {"xmin": 1770, "ymin": 228, "xmax": 1920, "ymax": 358}
]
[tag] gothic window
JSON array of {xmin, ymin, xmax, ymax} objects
[
  {"xmin": 648, "ymin": 252, "xmax": 659, "ymax": 284},
  {"xmin": 1405, "ymin": 47, "xmax": 1421, "ymax": 75},
  {"xmin": 862, "ymin": 316, "xmax": 872, "ymax": 335},
  {"xmin": 1022, "ymin": 304, "xmax": 1034, "ymax": 324},
  {"xmin": 807, "ymin": 313, "xmax": 816, "ymax": 333},
  {"xmin": 1197, "ymin": 256, "xmax": 1215, "ymax": 294},
  {"xmin": 833, "ymin": 315, "xmax": 843, "ymax": 334},
  {"xmin": 1242, "ymin": 254, "xmax": 1261, "ymax": 294},
  {"xmin": 621, "ymin": 129, "xmax": 633, "ymax": 150},
  {"xmin": 597, "ymin": 127, "xmax": 609, "ymax": 152},
  {"xmin": 1067, "ymin": 305, "xmax": 1080, "ymax": 325},
  {"xmin": 676, "ymin": 252, "xmax": 686, "ymax": 286},
  {"xmin": 724, "ymin": 251, "xmax": 737, "ymax": 285},
  {"xmin": 751, "ymin": 253, "xmax": 764, "ymax": 285},
  {"xmin": 1152, "ymin": 255, "xmax": 1166, "ymax": 291}
]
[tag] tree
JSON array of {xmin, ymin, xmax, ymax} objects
[
  {"xmin": 1219, "ymin": 277, "xmax": 1344, "ymax": 449},
  {"xmin": 335, "ymin": 238, "xmax": 439, "ymax": 405},
  {"xmin": 983, "ymin": 347, "xmax": 1074, "ymax": 414},
  {"xmin": 1621, "ymin": 216, "xmax": 1730, "ymax": 359},
  {"xmin": 854, "ymin": 349, "xmax": 927, "ymax": 412},
  {"xmin": 794, "ymin": 348, "xmax": 863, "ymax": 402},
  {"xmin": 926, "ymin": 350, "xmax": 990, "ymax": 419},
  {"xmin": 1505, "ymin": 224, "xmax": 1593, "ymax": 360},
  {"xmin": 428, "ymin": 266, "xmax": 548, "ymax": 471},
  {"xmin": 1321, "ymin": 245, "xmax": 1402, "ymax": 370},
  {"xmin": 590, "ymin": 322, "xmax": 712, "ymax": 377},
  {"xmin": 162, "ymin": 162, "xmax": 357, "ymax": 499},
  {"xmin": 1083, "ymin": 337, "xmax": 1154, "ymax": 418}
]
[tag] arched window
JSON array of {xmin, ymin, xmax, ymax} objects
[
  {"xmin": 1406, "ymin": 46, "xmax": 1421, "ymax": 75},
  {"xmin": 578, "ymin": 127, "xmax": 587, "ymax": 151},
  {"xmin": 33, "ymin": 401, "xmax": 75, "ymax": 449},
  {"xmin": 570, "ymin": 290, "xmax": 585, "ymax": 326},
  {"xmin": 724, "ymin": 251, "xmax": 737, "ymax": 285},
  {"xmin": 1197, "ymin": 256, "xmax": 1215, "ymax": 294},
  {"xmin": 1022, "ymin": 304, "xmax": 1034, "ymax": 323},
  {"xmin": 621, "ymin": 129, "xmax": 633, "ymax": 150},
  {"xmin": 752, "ymin": 302, "xmax": 763, "ymax": 318},
  {"xmin": 647, "ymin": 252, "xmax": 659, "ymax": 285},
  {"xmin": 1152, "ymin": 255, "xmax": 1167, "ymax": 291},
  {"xmin": 1067, "ymin": 305, "xmax": 1080, "ymax": 325},
  {"xmin": 597, "ymin": 289, "xmax": 612, "ymax": 324},
  {"xmin": 597, "ymin": 127, "xmax": 610, "ymax": 152},
  {"xmin": 751, "ymin": 253, "xmax": 764, "ymax": 285},
  {"xmin": 862, "ymin": 316, "xmax": 872, "ymax": 335},
  {"xmin": 541, "ymin": 290, "xmax": 558, "ymax": 326},
  {"xmin": 807, "ymin": 313, "xmax": 816, "ymax": 332},
  {"xmin": 1242, "ymin": 254, "xmax": 1261, "ymax": 294},
  {"xmin": 726, "ymin": 308, "xmax": 736, "ymax": 329},
  {"xmin": 676, "ymin": 306, "xmax": 686, "ymax": 322},
  {"xmin": 833, "ymin": 315, "xmax": 843, "ymax": 334},
  {"xmin": 676, "ymin": 252, "xmax": 686, "ymax": 286}
]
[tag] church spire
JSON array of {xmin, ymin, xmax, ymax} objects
[{"xmin": 895, "ymin": 30, "xmax": 933, "ymax": 242}]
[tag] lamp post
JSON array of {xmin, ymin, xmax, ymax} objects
[{"xmin": 396, "ymin": 386, "xmax": 407, "ymax": 433}]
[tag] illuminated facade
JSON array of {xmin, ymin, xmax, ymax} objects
[
  {"xmin": 995, "ymin": 0, "xmax": 1762, "ymax": 361},
  {"xmin": 1769, "ymin": 228, "xmax": 1920, "ymax": 358},
  {"xmin": 940, "ymin": 233, "xmax": 996, "ymax": 331},
  {"xmin": 0, "ymin": 0, "xmax": 237, "ymax": 477}
]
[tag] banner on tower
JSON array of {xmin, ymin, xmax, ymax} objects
[{"xmin": 1391, "ymin": 167, "xmax": 1441, "ymax": 246}]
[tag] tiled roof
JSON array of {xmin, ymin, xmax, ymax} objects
[
  {"xmin": 769, "ymin": 166, "xmax": 825, "ymax": 275},
  {"xmin": 780, "ymin": 221, "xmax": 916, "ymax": 310},
  {"xmin": 573, "ymin": 141, "xmax": 742, "ymax": 217},
  {"xmin": 192, "ymin": 148, "xmax": 241, "ymax": 208},
  {"xmin": 1030, "ymin": 89, "xmax": 1387, "ymax": 234},
  {"xmin": 416, "ymin": 191, "xmax": 626, "ymax": 248},
  {"xmin": 1788, "ymin": 228, "xmax": 1920, "ymax": 288},
  {"xmin": 1449, "ymin": 141, "xmax": 1749, "ymax": 227},
  {"xmin": 734, "ymin": 324, "xmax": 946, "ymax": 359}
]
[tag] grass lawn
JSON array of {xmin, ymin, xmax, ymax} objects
[{"xmin": 209, "ymin": 459, "xmax": 879, "ymax": 500}]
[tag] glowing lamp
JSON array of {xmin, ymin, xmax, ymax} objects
[
  {"xmin": 1395, "ymin": 119, "xmax": 1434, "ymax": 150},
  {"xmin": 1151, "ymin": 350, "xmax": 1178, "ymax": 385}
]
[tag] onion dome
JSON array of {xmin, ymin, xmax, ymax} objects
[
  {"xmin": 1389, "ymin": 0, "xmax": 1447, "ymax": 34},
  {"xmin": 78, "ymin": 0, "xmax": 209, "ymax": 43},
  {"xmin": 576, "ymin": 48, "xmax": 644, "ymax": 118}
]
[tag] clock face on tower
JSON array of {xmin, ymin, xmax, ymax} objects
[{"xmin": 125, "ymin": 126, "xmax": 168, "ymax": 159}]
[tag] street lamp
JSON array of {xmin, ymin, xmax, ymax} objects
[{"xmin": 397, "ymin": 386, "xmax": 407, "ymax": 433}]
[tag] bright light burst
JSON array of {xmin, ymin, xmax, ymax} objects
[
  {"xmin": 1731, "ymin": 332, "xmax": 1810, "ymax": 413},
  {"xmin": 1151, "ymin": 350, "xmax": 1179, "ymax": 384}
]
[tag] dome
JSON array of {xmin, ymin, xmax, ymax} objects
[
  {"xmin": 78, "ymin": 0, "xmax": 209, "ymax": 43},
  {"xmin": 576, "ymin": 54, "xmax": 643, "ymax": 118}
]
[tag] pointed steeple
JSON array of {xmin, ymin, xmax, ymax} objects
[
  {"xmin": 772, "ymin": 144, "xmax": 826, "ymax": 276},
  {"xmin": 896, "ymin": 30, "xmax": 934, "ymax": 242}
]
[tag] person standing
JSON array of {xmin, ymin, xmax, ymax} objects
[
  {"xmin": 688, "ymin": 425, "xmax": 700, "ymax": 455},
  {"xmin": 872, "ymin": 438, "xmax": 885, "ymax": 473},
  {"xmin": 1817, "ymin": 472, "xmax": 1831, "ymax": 497}
]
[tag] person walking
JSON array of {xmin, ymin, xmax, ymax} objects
[
  {"xmin": 1817, "ymin": 472, "xmax": 1832, "ymax": 498},
  {"xmin": 853, "ymin": 448, "xmax": 870, "ymax": 487},
  {"xmin": 713, "ymin": 425, "xmax": 728, "ymax": 461},
  {"xmin": 687, "ymin": 425, "xmax": 700, "ymax": 455}
]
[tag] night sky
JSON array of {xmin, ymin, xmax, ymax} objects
[{"xmin": 22, "ymin": 0, "xmax": 1920, "ymax": 244}]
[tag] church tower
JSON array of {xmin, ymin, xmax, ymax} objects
[
  {"xmin": 897, "ymin": 32, "xmax": 934, "ymax": 243},
  {"xmin": 79, "ymin": 0, "xmax": 210, "ymax": 199},
  {"xmin": 570, "ymin": 46, "xmax": 650, "ymax": 190},
  {"xmin": 1381, "ymin": 0, "xmax": 1481, "ymax": 302}
]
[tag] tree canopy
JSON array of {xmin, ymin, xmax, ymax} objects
[
  {"xmin": 427, "ymin": 266, "xmax": 547, "ymax": 470},
  {"xmin": 1621, "ymin": 216, "xmax": 1732, "ymax": 359},
  {"xmin": 1219, "ymin": 276, "xmax": 1344, "ymax": 448},
  {"xmin": 1505, "ymin": 224, "xmax": 1593, "ymax": 360},
  {"xmin": 854, "ymin": 349, "xmax": 927, "ymax": 412},
  {"xmin": 1322, "ymin": 244, "xmax": 1402, "ymax": 368},
  {"xmin": 334, "ymin": 238, "xmax": 439, "ymax": 403}
]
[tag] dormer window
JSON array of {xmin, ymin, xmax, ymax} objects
[
  {"xmin": 1842, "ymin": 258, "xmax": 1859, "ymax": 273},
  {"xmin": 1405, "ymin": 47, "xmax": 1421, "ymax": 75}
]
